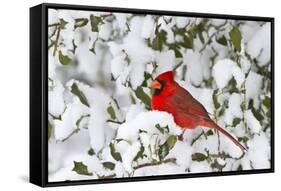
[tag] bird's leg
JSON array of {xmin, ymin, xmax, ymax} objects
[{"xmin": 178, "ymin": 129, "xmax": 186, "ymax": 141}]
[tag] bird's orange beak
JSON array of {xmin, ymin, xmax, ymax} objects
[{"xmin": 151, "ymin": 80, "xmax": 161, "ymax": 90}]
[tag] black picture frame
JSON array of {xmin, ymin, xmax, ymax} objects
[{"xmin": 30, "ymin": 3, "xmax": 275, "ymax": 187}]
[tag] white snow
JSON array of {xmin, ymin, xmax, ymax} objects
[
  {"xmin": 155, "ymin": 50, "xmax": 176, "ymax": 74},
  {"xmin": 116, "ymin": 111, "xmax": 182, "ymax": 141},
  {"xmin": 247, "ymin": 23, "xmax": 271, "ymax": 65},
  {"xmin": 247, "ymin": 133, "xmax": 270, "ymax": 169},
  {"xmin": 245, "ymin": 71, "xmax": 263, "ymax": 100},
  {"xmin": 212, "ymin": 59, "xmax": 245, "ymax": 89},
  {"xmin": 244, "ymin": 110, "xmax": 262, "ymax": 134},
  {"xmin": 184, "ymin": 50, "xmax": 204, "ymax": 86},
  {"xmin": 141, "ymin": 15, "xmax": 155, "ymax": 39},
  {"xmin": 48, "ymin": 80, "xmax": 66, "ymax": 117},
  {"xmin": 53, "ymin": 98, "xmax": 89, "ymax": 141},
  {"xmin": 224, "ymin": 93, "xmax": 243, "ymax": 125}
]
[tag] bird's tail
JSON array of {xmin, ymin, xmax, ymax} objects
[{"xmin": 202, "ymin": 120, "xmax": 247, "ymax": 152}]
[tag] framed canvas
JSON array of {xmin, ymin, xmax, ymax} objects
[{"xmin": 30, "ymin": 3, "xmax": 274, "ymax": 187}]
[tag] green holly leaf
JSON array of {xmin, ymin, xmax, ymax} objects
[
  {"xmin": 217, "ymin": 35, "xmax": 228, "ymax": 46},
  {"xmin": 152, "ymin": 29, "xmax": 167, "ymax": 51},
  {"xmin": 232, "ymin": 117, "xmax": 241, "ymax": 127},
  {"xmin": 48, "ymin": 122, "xmax": 52, "ymax": 141},
  {"xmin": 212, "ymin": 89, "xmax": 221, "ymax": 109},
  {"xmin": 133, "ymin": 145, "xmax": 145, "ymax": 161},
  {"xmin": 88, "ymin": 148, "xmax": 95, "ymax": 156},
  {"xmin": 74, "ymin": 18, "xmax": 89, "ymax": 29},
  {"xmin": 72, "ymin": 161, "xmax": 93, "ymax": 176},
  {"xmin": 158, "ymin": 135, "xmax": 177, "ymax": 160},
  {"xmin": 211, "ymin": 159, "xmax": 226, "ymax": 171},
  {"xmin": 182, "ymin": 34, "xmax": 193, "ymax": 49},
  {"xmin": 192, "ymin": 153, "xmax": 208, "ymax": 161},
  {"xmin": 58, "ymin": 51, "xmax": 71, "ymax": 65},
  {"xmin": 90, "ymin": 15, "xmax": 104, "ymax": 32},
  {"xmin": 109, "ymin": 143, "xmax": 122, "ymax": 162},
  {"xmin": 59, "ymin": 18, "xmax": 68, "ymax": 29},
  {"xmin": 262, "ymin": 96, "xmax": 271, "ymax": 109},
  {"xmin": 166, "ymin": 135, "xmax": 177, "ymax": 150},
  {"xmin": 102, "ymin": 162, "xmax": 116, "ymax": 170},
  {"xmin": 155, "ymin": 124, "xmax": 169, "ymax": 134},
  {"xmin": 135, "ymin": 86, "xmax": 151, "ymax": 109},
  {"xmin": 71, "ymin": 83, "xmax": 90, "ymax": 107},
  {"xmin": 107, "ymin": 105, "xmax": 116, "ymax": 120},
  {"xmin": 229, "ymin": 26, "xmax": 242, "ymax": 52}
]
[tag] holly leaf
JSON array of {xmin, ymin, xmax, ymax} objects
[
  {"xmin": 102, "ymin": 162, "xmax": 116, "ymax": 170},
  {"xmin": 211, "ymin": 159, "xmax": 226, "ymax": 171},
  {"xmin": 212, "ymin": 89, "xmax": 220, "ymax": 109},
  {"xmin": 71, "ymin": 83, "xmax": 90, "ymax": 107},
  {"xmin": 135, "ymin": 86, "xmax": 151, "ymax": 109},
  {"xmin": 229, "ymin": 26, "xmax": 242, "ymax": 52},
  {"xmin": 262, "ymin": 96, "xmax": 271, "ymax": 109},
  {"xmin": 107, "ymin": 105, "xmax": 116, "ymax": 120},
  {"xmin": 58, "ymin": 51, "xmax": 71, "ymax": 65},
  {"xmin": 192, "ymin": 153, "xmax": 208, "ymax": 161},
  {"xmin": 232, "ymin": 117, "xmax": 241, "ymax": 127},
  {"xmin": 155, "ymin": 124, "xmax": 169, "ymax": 134},
  {"xmin": 109, "ymin": 143, "xmax": 122, "ymax": 162},
  {"xmin": 133, "ymin": 145, "xmax": 145, "ymax": 161},
  {"xmin": 75, "ymin": 18, "xmax": 89, "ymax": 29},
  {"xmin": 152, "ymin": 30, "xmax": 167, "ymax": 51},
  {"xmin": 217, "ymin": 35, "xmax": 228, "ymax": 46},
  {"xmin": 72, "ymin": 161, "xmax": 93, "ymax": 176},
  {"xmin": 166, "ymin": 135, "xmax": 177, "ymax": 150},
  {"xmin": 90, "ymin": 15, "xmax": 104, "ymax": 32},
  {"xmin": 48, "ymin": 122, "xmax": 52, "ymax": 141},
  {"xmin": 59, "ymin": 19, "xmax": 68, "ymax": 29},
  {"xmin": 158, "ymin": 135, "xmax": 177, "ymax": 160},
  {"xmin": 88, "ymin": 148, "xmax": 95, "ymax": 156}
]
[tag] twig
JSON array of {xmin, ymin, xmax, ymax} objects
[
  {"xmin": 60, "ymin": 128, "xmax": 80, "ymax": 142},
  {"xmin": 191, "ymin": 130, "xmax": 204, "ymax": 146},
  {"xmin": 106, "ymin": 119, "xmax": 125, "ymax": 125},
  {"xmin": 53, "ymin": 26, "xmax": 61, "ymax": 56},
  {"xmin": 133, "ymin": 158, "xmax": 177, "ymax": 170}
]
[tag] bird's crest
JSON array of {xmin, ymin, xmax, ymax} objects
[{"xmin": 155, "ymin": 70, "xmax": 176, "ymax": 81}]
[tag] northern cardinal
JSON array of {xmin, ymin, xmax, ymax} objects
[{"xmin": 150, "ymin": 70, "xmax": 246, "ymax": 151}]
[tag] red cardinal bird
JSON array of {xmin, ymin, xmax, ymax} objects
[{"xmin": 151, "ymin": 70, "xmax": 246, "ymax": 151}]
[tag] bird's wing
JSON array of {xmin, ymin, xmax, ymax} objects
[{"xmin": 169, "ymin": 86, "xmax": 211, "ymax": 119}]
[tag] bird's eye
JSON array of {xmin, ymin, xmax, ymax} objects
[
  {"xmin": 161, "ymin": 80, "xmax": 167, "ymax": 86},
  {"xmin": 151, "ymin": 80, "xmax": 167, "ymax": 96}
]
